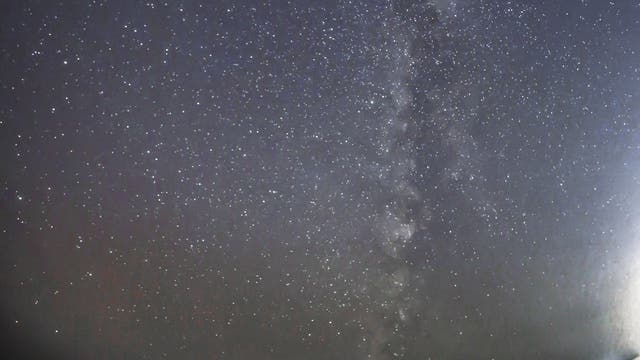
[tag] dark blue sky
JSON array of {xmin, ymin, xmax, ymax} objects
[{"xmin": 1, "ymin": 1, "xmax": 640, "ymax": 359}]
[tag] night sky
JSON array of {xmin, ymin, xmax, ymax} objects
[{"xmin": 1, "ymin": 0, "xmax": 640, "ymax": 359}]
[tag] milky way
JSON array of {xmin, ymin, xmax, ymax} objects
[{"xmin": 1, "ymin": 1, "xmax": 640, "ymax": 359}]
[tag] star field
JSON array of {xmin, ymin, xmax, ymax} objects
[{"xmin": 1, "ymin": 1, "xmax": 640, "ymax": 359}]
